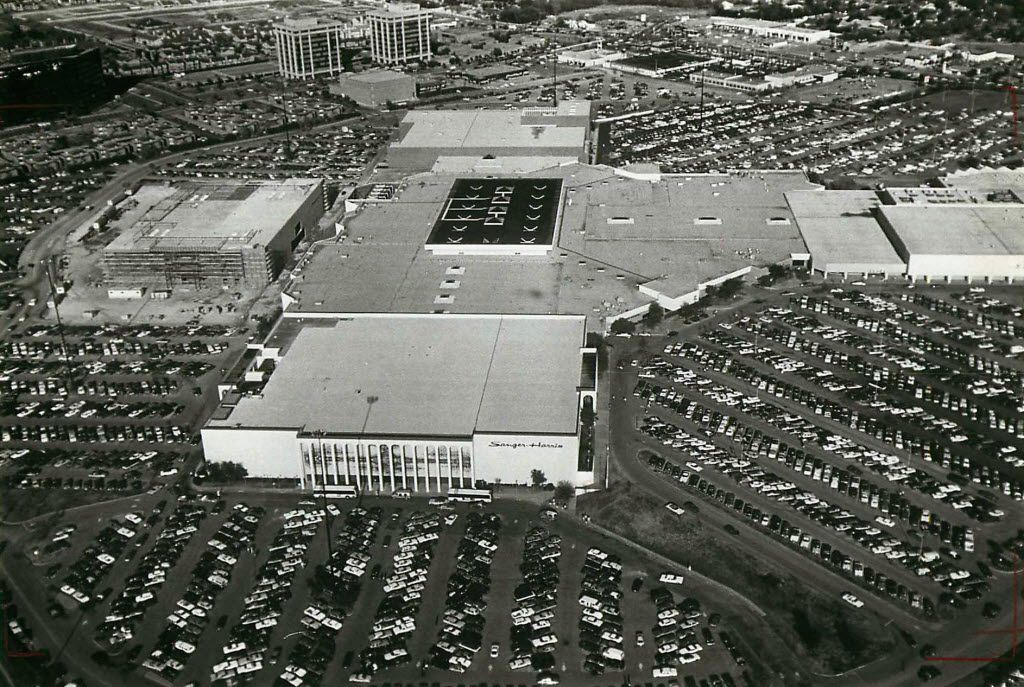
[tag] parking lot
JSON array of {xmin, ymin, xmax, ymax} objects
[
  {"xmin": 2, "ymin": 493, "xmax": 759, "ymax": 687},
  {"xmin": 0, "ymin": 321, "xmax": 247, "ymax": 518},
  {"xmin": 603, "ymin": 282, "xmax": 1024, "ymax": 684},
  {"xmin": 598, "ymin": 88, "xmax": 1018, "ymax": 181}
]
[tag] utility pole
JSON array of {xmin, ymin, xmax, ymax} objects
[
  {"xmin": 552, "ymin": 42, "xmax": 558, "ymax": 108},
  {"xmin": 313, "ymin": 432, "xmax": 334, "ymax": 561},
  {"xmin": 699, "ymin": 68, "xmax": 706, "ymax": 133},
  {"xmin": 44, "ymin": 257, "xmax": 74, "ymax": 391}
]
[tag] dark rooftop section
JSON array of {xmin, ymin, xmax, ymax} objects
[{"xmin": 425, "ymin": 178, "xmax": 562, "ymax": 248}]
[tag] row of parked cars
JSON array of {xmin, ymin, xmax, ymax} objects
[
  {"xmin": 642, "ymin": 425, "xmax": 949, "ymax": 618},
  {"xmin": 665, "ymin": 336, "xmax": 995, "ymax": 533},
  {"xmin": 640, "ymin": 347, "xmax": 991, "ymax": 595},
  {"xmin": 639, "ymin": 403, "xmax": 943, "ymax": 614},
  {"xmin": 784, "ymin": 292, "xmax": 1024, "ymax": 491},
  {"xmin": 98, "ymin": 502, "xmax": 208, "ymax": 647},
  {"xmin": 353, "ymin": 510, "xmax": 444, "ymax": 680},
  {"xmin": 142, "ymin": 503, "xmax": 264, "ymax": 681},
  {"xmin": 276, "ymin": 507, "xmax": 382, "ymax": 687},
  {"xmin": 12, "ymin": 398, "xmax": 182, "ymax": 420},
  {"xmin": 508, "ymin": 526, "xmax": 562, "ymax": 673},
  {"xmin": 2, "ymin": 377, "xmax": 177, "ymax": 399},
  {"xmin": 726, "ymin": 310, "xmax": 1021, "ymax": 454},
  {"xmin": 60, "ymin": 508, "xmax": 152, "ymax": 608},
  {"xmin": 578, "ymin": 547, "xmax": 625, "ymax": 678},
  {"xmin": 947, "ymin": 291, "xmax": 1024, "ymax": 339},
  {"xmin": 210, "ymin": 508, "xmax": 323, "ymax": 684},
  {"xmin": 429, "ymin": 511, "xmax": 501, "ymax": 673},
  {"xmin": 648, "ymin": 585, "xmax": 710, "ymax": 677},
  {"xmin": 1, "ymin": 422, "xmax": 193, "ymax": 446},
  {"xmin": 0, "ymin": 336, "xmax": 228, "ymax": 359}
]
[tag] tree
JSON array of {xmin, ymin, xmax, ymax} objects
[
  {"xmin": 610, "ymin": 318, "xmax": 636, "ymax": 335},
  {"xmin": 530, "ymin": 469, "xmax": 546, "ymax": 487},
  {"xmin": 204, "ymin": 461, "xmax": 248, "ymax": 483},
  {"xmin": 643, "ymin": 302, "xmax": 664, "ymax": 326},
  {"xmin": 767, "ymin": 263, "xmax": 791, "ymax": 280},
  {"xmin": 717, "ymin": 277, "xmax": 744, "ymax": 298},
  {"xmin": 553, "ymin": 480, "xmax": 574, "ymax": 503}
]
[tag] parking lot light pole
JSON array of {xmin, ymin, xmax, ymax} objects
[{"xmin": 312, "ymin": 431, "xmax": 334, "ymax": 561}]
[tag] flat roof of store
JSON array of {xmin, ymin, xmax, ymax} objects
[
  {"xmin": 425, "ymin": 178, "xmax": 561, "ymax": 247},
  {"xmin": 786, "ymin": 190, "xmax": 906, "ymax": 273},
  {"xmin": 340, "ymin": 69, "xmax": 412, "ymax": 84},
  {"xmin": 393, "ymin": 103, "xmax": 589, "ymax": 151},
  {"xmin": 105, "ymin": 179, "xmax": 321, "ymax": 252},
  {"xmin": 209, "ymin": 315, "xmax": 585, "ymax": 437},
  {"xmin": 880, "ymin": 204, "xmax": 1024, "ymax": 256},
  {"xmin": 286, "ymin": 165, "xmax": 815, "ymax": 329}
]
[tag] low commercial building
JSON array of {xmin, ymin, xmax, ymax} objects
[
  {"xmin": 202, "ymin": 314, "xmax": 597, "ymax": 492},
  {"xmin": 786, "ymin": 190, "xmax": 907, "ymax": 278},
  {"xmin": 711, "ymin": 17, "xmax": 835, "ymax": 44},
  {"xmin": 332, "ymin": 69, "xmax": 415, "ymax": 107},
  {"xmin": 102, "ymin": 179, "xmax": 325, "ymax": 289},
  {"xmin": 462, "ymin": 64, "xmax": 527, "ymax": 84},
  {"xmin": 878, "ymin": 204, "xmax": 1024, "ymax": 283},
  {"xmin": 557, "ymin": 47, "xmax": 626, "ymax": 69},
  {"xmin": 386, "ymin": 101, "xmax": 591, "ymax": 171},
  {"xmin": 688, "ymin": 71, "xmax": 776, "ymax": 93}
]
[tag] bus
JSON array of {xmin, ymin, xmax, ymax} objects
[
  {"xmin": 446, "ymin": 487, "xmax": 492, "ymax": 504},
  {"xmin": 320, "ymin": 485, "xmax": 358, "ymax": 499}
]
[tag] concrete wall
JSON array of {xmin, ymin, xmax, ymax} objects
[
  {"xmin": 906, "ymin": 253, "xmax": 1024, "ymax": 281},
  {"xmin": 201, "ymin": 426, "xmax": 301, "ymax": 479},
  {"xmin": 262, "ymin": 180, "xmax": 326, "ymax": 280},
  {"xmin": 472, "ymin": 433, "xmax": 582, "ymax": 486}
]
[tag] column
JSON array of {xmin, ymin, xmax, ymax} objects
[
  {"xmin": 297, "ymin": 442, "xmax": 306, "ymax": 489},
  {"xmin": 318, "ymin": 443, "xmax": 327, "ymax": 490},
  {"xmin": 388, "ymin": 447, "xmax": 396, "ymax": 492},
  {"xmin": 276, "ymin": 31, "xmax": 284, "ymax": 77},
  {"xmin": 342, "ymin": 443, "xmax": 351, "ymax": 486},
  {"xmin": 446, "ymin": 447, "xmax": 453, "ymax": 492},
  {"xmin": 412, "ymin": 445, "xmax": 419, "ymax": 492},
  {"xmin": 401, "ymin": 445, "xmax": 408, "ymax": 489},
  {"xmin": 330, "ymin": 443, "xmax": 339, "ymax": 486},
  {"xmin": 435, "ymin": 445, "xmax": 442, "ymax": 492},
  {"xmin": 376, "ymin": 446, "xmax": 384, "ymax": 493}
]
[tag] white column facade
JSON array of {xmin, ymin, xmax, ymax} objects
[{"xmin": 299, "ymin": 436, "xmax": 473, "ymax": 494}]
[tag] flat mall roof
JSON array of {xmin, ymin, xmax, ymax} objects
[
  {"xmin": 211, "ymin": 315, "xmax": 585, "ymax": 438},
  {"xmin": 425, "ymin": 178, "xmax": 561, "ymax": 248}
]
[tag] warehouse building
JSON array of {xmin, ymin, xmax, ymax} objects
[
  {"xmin": 878, "ymin": 204, "xmax": 1024, "ymax": 283},
  {"xmin": 786, "ymin": 190, "xmax": 906, "ymax": 278},
  {"xmin": 386, "ymin": 101, "xmax": 591, "ymax": 171},
  {"xmin": 103, "ymin": 179, "xmax": 325, "ymax": 289},
  {"xmin": 332, "ymin": 69, "xmax": 416, "ymax": 107},
  {"xmin": 202, "ymin": 314, "xmax": 597, "ymax": 492}
]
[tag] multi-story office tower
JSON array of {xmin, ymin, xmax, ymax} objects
[
  {"xmin": 367, "ymin": 2, "xmax": 432, "ymax": 65},
  {"xmin": 274, "ymin": 18, "xmax": 364, "ymax": 80}
]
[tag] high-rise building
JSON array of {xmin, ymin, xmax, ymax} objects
[
  {"xmin": 274, "ymin": 18, "xmax": 365, "ymax": 80},
  {"xmin": 367, "ymin": 2, "xmax": 432, "ymax": 65}
]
